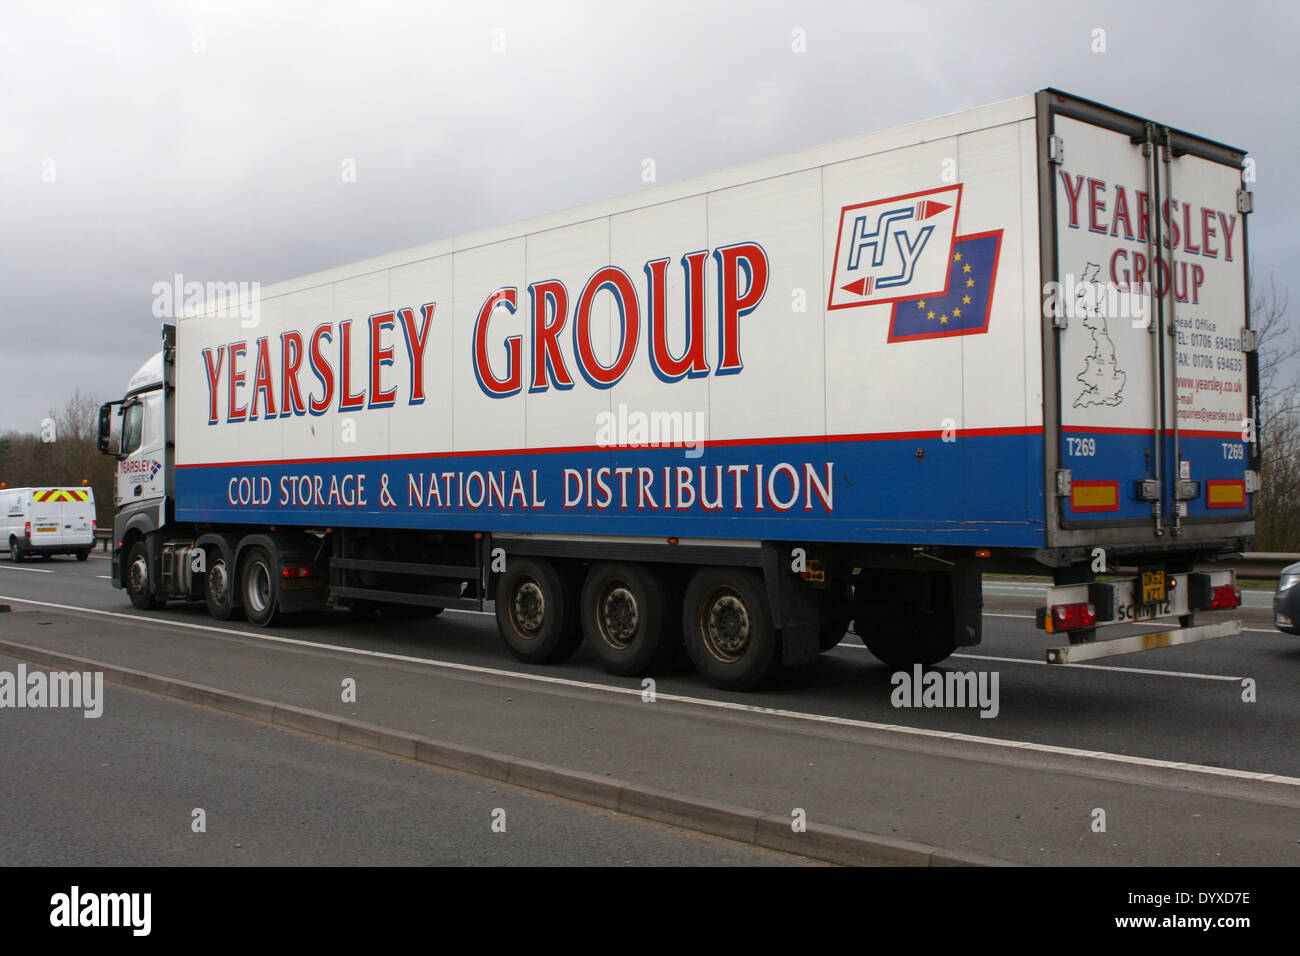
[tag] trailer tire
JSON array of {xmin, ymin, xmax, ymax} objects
[
  {"xmin": 495, "ymin": 558, "xmax": 583, "ymax": 665},
  {"xmin": 581, "ymin": 563, "xmax": 679, "ymax": 676},
  {"xmin": 682, "ymin": 568, "xmax": 779, "ymax": 690},
  {"xmin": 819, "ymin": 619, "xmax": 851, "ymax": 652},
  {"xmin": 856, "ymin": 608, "xmax": 956, "ymax": 668},
  {"xmin": 239, "ymin": 546, "xmax": 282, "ymax": 627},
  {"xmin": 125, "ymin": 540, "xmax": 161, "ymax": 610},
  {"xmin": 204, "ymin": 552, "xmax": 238, "ymax": 621}
]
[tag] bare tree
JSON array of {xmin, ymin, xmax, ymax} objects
[
  {"xmin": 0, "ymin": 391, "xmax": 116, "ymax": 529},
  {"xmin": 1250, "ymin": 271, "xmax": 1300, "ymax": 551}
]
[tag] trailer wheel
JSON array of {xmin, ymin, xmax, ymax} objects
[
  {"xmin": 239, "ymin": 546, "xmax": 282, "ymax": 627},
  {"xmin": 682, "ymin": 568, "xmax": 779, "ymax": 690},
  {"xmin": 204, "ymin": 551, "xmax": 238, "ymax": 621},
  {"xmin": 581, "ymin": 563, "xmax": 679, "ymax": 676},
  {"xmin": 495, "ymin": 558, "xmax": 583, "ymax": 664},
  {"xmin": 818, "ymin": 618, "xmax": 851, "ymax": 652},
  {"xmin": 855, "ymin": 608, "xmax": 956, "ymax": 668},
  {"xmin": 125, "ymin": 540, "xmax": 161, "ymax": 610}
]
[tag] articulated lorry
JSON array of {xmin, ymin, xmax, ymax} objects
[{"xmin": 98, "ymin": 89, "xmax": 1256, "ymax": 688}]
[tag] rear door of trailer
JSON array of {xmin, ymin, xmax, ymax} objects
[{"xmin": 1039, "ymin": 91, "xmax": 1254, "ymax": 553}]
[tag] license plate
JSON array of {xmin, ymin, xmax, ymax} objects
[
  {"xmin": 1141, "ymin": 569, "xmax": 1167, "ymax": 603},
  {"xmin": 1117, "ymin": 599, "xmax": 1172, "ymax": 622},
  {"xmin": 36, "ymin": 526, "xmax": 57, "ymax": 533},
  {"xmin": 281, "ymin": 578, "xmax": 323, "ymax": 590}
]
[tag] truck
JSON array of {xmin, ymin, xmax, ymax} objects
[
  {"xmin": 2, "ymin": 486, "xmax": 97, "ymax": 562},
  {"xmin": 96, "ymin": 88, "xmax": 1256, "ymax": 688}
]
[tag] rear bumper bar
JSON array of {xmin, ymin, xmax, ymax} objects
[{"xmin": 1046, "ymin": 619, "xmax": 1242, "ymax": 664}]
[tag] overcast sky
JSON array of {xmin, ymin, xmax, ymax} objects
[{"xmin": 1, "ymin": 0, "xmax": 1293, "ymax": 432}]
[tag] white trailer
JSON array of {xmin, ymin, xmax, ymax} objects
[
  {"xmin": 98, "ymin": 89, "xmax": 1255, "ymax": 689},
  {"xmin": 1, "ymin": 487, "xmax": 97, "ymax": 561}
]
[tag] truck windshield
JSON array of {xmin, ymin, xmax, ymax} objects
[{"xmin": 121, "ymin": 402, "xmax": 143, "ymax": 456}]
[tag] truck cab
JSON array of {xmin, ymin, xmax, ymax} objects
[{"xmin": 97, "ymin": 344, "xmax": 171, "ymax": 592}]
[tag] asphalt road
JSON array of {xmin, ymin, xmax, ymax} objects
[
  {"xmin": 0, "ymin": 651, "xmax": 808, "ymax": 866},
  {"xmin": 1, "ymin": 552, "xmax": 1297, "ymax": 865},
  {"xmin": 3, "ymin": 552, "xmax": 1295, "ymax": 778}
]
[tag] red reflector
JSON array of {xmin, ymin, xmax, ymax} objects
[
  {"xmin": 281, "ymin": 566, "xmax": 313, "ymax": 578},
  {"xmin": 1210, "ymin": 585, "xmax": 1241, "ymax": 610},
  {"xmin": 1051, "ymin": 602, "xmax": 1097, "ymax": 631}
]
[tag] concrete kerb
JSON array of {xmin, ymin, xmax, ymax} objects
[{"xmin": 0, "ymin": 637, "xmax": 1012, "ymax": 867}]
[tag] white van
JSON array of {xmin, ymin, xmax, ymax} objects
[{"xmin": 1, "ymin": 487, "xmax": 97, "ymax": 561}]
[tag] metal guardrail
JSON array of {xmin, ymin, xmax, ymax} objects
[
  {"xmin": 95, "ymin": 529, "xmax": 113, "ymax": 553},
  {"xmin": 1205, "ymin": 553, "xmax": 1298, "ymax": 579}
]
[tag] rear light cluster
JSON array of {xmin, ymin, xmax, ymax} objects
[
  {"xmin": 1209, "ymin": 585, "xmax": 1241, "ymax": 610},
  {"xmin": 1049, "ymin": 602, "xmax": 1096, "ymax": 632},
  {"xmin": 281, "ymin": 566, "xmax": 315, "ymax": 579},
  {"xmin": 23, "ymin": 521, "xmax": 31, "ymax": 540}
]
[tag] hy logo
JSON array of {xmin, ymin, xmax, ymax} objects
[{"xmin": 828, "ymin": 185, "xmax": 962, "ymax": 310}]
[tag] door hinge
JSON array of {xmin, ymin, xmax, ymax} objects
[
  {"xmin": 1055, "ymin": 469, "xmax": 1072, "ymax": 495},
  {"xmin": 1237, "ymin": 189, "xmax": 1253, "ymax": 214},
  {"xmin": 1048, "ymin": 134, "xmax": 1064, "ymax": 166},
  {"xmin": 1245, "ymin": 470, "xmax": 1261, "ymax": 494},
  {"xmin": 1241, "ymin": 327, "xmax": 1258, "ymax": 352}
]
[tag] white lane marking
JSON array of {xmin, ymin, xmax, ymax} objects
[
  {"xmin": 1, "ymin": 593, "xmax": 1295, "ymax": 788},
  {"xmin": 97, "ymin": 576, "xmax": 111, "ymax": 580},
  {"xmin": 831, "ymin": 641, "xmax": 1242, "ymax": 681},
  {"xmin": 953, "ymin": 653, "xmax": 1242, "ymax": 681},
  {"xmin": 0, "ymin": 565, "xmax": 53, "ymax": 574}
]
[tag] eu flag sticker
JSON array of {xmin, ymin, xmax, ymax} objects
[{"xmin": 887, "ymin": 229, "xmax": 1002, "ymax": 343}]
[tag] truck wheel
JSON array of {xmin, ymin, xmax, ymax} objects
[
  {"xmin": 581, "ymin": 563, "xmax": 679, "ymax": 676},
  {"xmin": 126, "ymin": 541, "xmax": 161, "ymax": 610},
  {"xmin": 495, "ymin": 558, "xmax": 583, "ymax": 664},
  {"xmin": 204, "ymin": 552, "xmax": 238, "ymax": 621},
  {"xmin": 76, "ymin": 550, "xmax": 90, "ymax": 562},
  {"xmin": 239, "ymin": 547, "xmax": 282, "ymax": 627},
  {"xmin": 682, "ymin": 568, "xmax": 779, "ymax": 690},
  {"xmin": 855, "ymin": 608, "xmax": 956, "ymax": 668}
]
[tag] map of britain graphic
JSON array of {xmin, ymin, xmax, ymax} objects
[{"xmin": 1073, "ymin": 262, "xmax": 1126, "ymax": 408}]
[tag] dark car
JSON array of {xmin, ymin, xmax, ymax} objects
[{"xmin": 1273, "ymin": 562, "xmax": 1300, "ymax": 634}]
